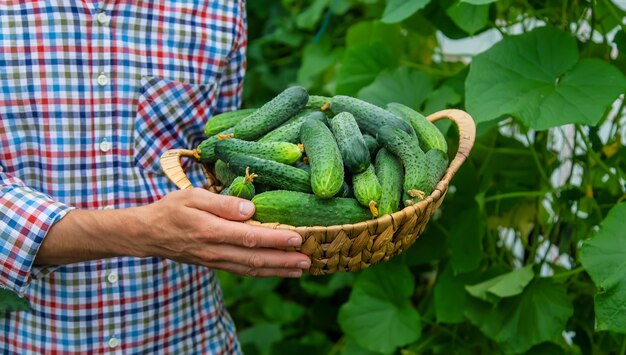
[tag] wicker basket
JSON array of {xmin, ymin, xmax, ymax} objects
[{"xmin": 160, "ymin": 109, "xmax": 475, "ymax": 275}]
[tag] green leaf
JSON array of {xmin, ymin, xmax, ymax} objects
[
  {"xmin": 0, "ymin": 289, "xmax": 29, "ymax": 312},
  {"xmin": 346, "ymin": 21, "xmax": 405, "ymax": 56},
  {"xmin": 296, "ymin": 40, "xmax": 341, "ymax": 89},
  {"xmin": 465, "ymin": 278, "xmax": 573, "ymax": 354},
  {"xmin": 259, "ymin": 293, "xmax": 306, "ymax": 324},
  {"xmin": 465, "ymin": 265, "xmax": 535, "ymax": 302},
  {"xmin": 238, "ymin": 323, "xmax": 283, "ymax": 355},
  {"xmin": 296, "ymin": 0, "xmax": 332, "ymax": 30},
  {"xmin": 434, "ymin": 264, "xmax": 475, "ymax": 324},
  {"xmin": 299, "ymin": 272, "xmax": 355, "ymax": 297},
  {"xmin": 460, "ymin": 0, "xmax": 497, "ymax": 4},
  {"xmin": 424, "ymin": 85, "xmax": 462, "ymax": 114},
  {"xmin": 448, "ymin": 202, "xmax": 484, "ymax": 273},
  {"xmin": 357, "ymin": 67, "xmax": 432, "ymax": 108},
  {"xmin": 381, "ymin": 0, "xmax": 431, "ymax": 24},
  {"xmin": 580, "ymin": 202, "xmax": 626, "ymax": 333},
  {"xmin": 446, "ymin": 1, "xmax": 489, "ymax": 35},
  {"xmin": 338, "ymin": 263, "xmax": 422, "ymax": 353},
  {"xmin": 404, "ymin": 226, "xmax": 448, "ymax": 266},
  {"xmin": 336, "ymin": 44, "xmax": 396, "ymax": 96},
  {"xmin": 466, "ymin": 26, "xmax": 626, "ymax": 130}
]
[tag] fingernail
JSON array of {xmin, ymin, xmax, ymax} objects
[
  {"xmin": 288, "ymin": 236, "xmax": 302, "ymax": 247},
  {"xmin": 298, "ymin": 260, "xmax": 310, "ymax": 269},
  {"xmin": 289, "ymin": 270, "xmax": 302, "ymax": 278},
  {"xmin": 239, "ymin": 201, "xmax": 255, "ymax": 216}
]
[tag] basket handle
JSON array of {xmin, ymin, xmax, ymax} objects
[
  {"xmin": 426, "ymin": 109, "xmax": 476, "ymax": 182},
  {"xmin": 159, "ymin": 149, "xmax": 199, "ymax": 190}
]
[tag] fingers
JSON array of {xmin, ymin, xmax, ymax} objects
[
  {"xmin": 208, "ymin": 261, "xmax": 305, "ymax": 278},
  {"xmin": 183, "ymin": 188, "xmax": 256, "ymax": 221},
  {"xmin": 206, "ymin": 245, "xmax": 310, "ymax": 270},
  {"xmin": 217, "ymin": 221, "xmax": 303, "ymax": 249}
]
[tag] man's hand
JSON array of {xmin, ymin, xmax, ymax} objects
[
  {"xmin": 37, "ymin": 188, "xmax": 311, "ymax": 278},
  {"xmin": 136, "ymin": 188, "xmax": 310, "ymax": 277}
]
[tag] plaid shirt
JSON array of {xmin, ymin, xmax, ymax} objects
[{"xmin": 0, "ymin": 0, "xmax": 246, "ymax": 353}]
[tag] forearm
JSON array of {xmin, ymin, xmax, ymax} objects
[{"xmin": 34, "ymin": 208, "xmax": 149, "ymax": 265}]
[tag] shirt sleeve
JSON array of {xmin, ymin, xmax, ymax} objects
[
  {"xmin": 0, "ymin": 168, "xmax": 74, "ymax": 295},
  {"xmin": 214, "ymin": 0, "xmax": 247, "ymax": 114}
]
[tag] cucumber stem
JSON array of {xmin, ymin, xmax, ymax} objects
[
  {"xmin": 192, "ymin": 149, "xmax": 201, "ymax": 160},
  {"xmin": 244, "ymin": 166, "xmax": 258, "ymax": 184},
  {"xmin": 217, "ymin": 133, "xmax": 234, "ymax": 140},
  {"xmin": 321, "ymin": 102, "xmax": 331, "ymax": 111},
  {"xmin": 297, "ymin": 143, "xmax": 305, "ymax": 152},
  {"xmin": 302, "ymin": 156, "xmax": 309, "ymax": 165},
  {"xmin": 405, "ymin": 199, "xmax": 414, "ymax": 206},
  {"xmin": 408, "ymin": 189, "xmax": 425, "ymax": 200},
  {"xmin": 369, "ymin": 200, "xmax": 379, "ymax": 217}
]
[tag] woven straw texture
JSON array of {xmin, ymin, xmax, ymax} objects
[{"xmin": 160, "ymin": 109, "xmax": 476, "ymax": 275}]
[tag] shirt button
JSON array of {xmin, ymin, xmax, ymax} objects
[
  {"xmin": 107, "ymin": 337, "xmax": 119, "ymax": 349},
  {"xmin": 99, "ymin": 139, "xmax": 111, "ymax": 153},
  {"xmin": 96, "ymin": 12, "xmax": 109, "ymax": 25},
  {"xmin": 97, "ymin": 73, "xmax": 109, "ymax": 86},
  {"xmin": 107, "ymin": 272, "xmax": 118, "ymax": 284}
]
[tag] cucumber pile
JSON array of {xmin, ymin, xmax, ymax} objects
[{"xmin": 195, "ymin": 86, "xmax": 449, "ymax": 227}]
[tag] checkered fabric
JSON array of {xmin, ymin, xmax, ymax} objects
[{"xmin": 0, "ymin": 0, "xmax": 246, "ymax": 353}]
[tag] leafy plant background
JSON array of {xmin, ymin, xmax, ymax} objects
[{"xmin": 3, "ymin": 0, "xmax": 626, "ymax": 354}]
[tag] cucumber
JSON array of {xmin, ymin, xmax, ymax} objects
[
  {"xmin": 362, "ymin": 134, "xmax": 381, "ymax": 159},
  {"xmin": 216, "ymin": 150, "xmax": 312, "ymax": 193},
  {"xmin": 214, "ymin": 159, "xmax": 238, "ymax": 187},
  {"xmin": 197, "ymin": 128, "xmax": 233, "ymax": 163},
  {"xmin": 294, "ymin": 161, "xmax": 311, "ymax": 173},
  {"xmin": 233, "ymin": 86, "xmax": 309, "ymax": 140},
  {"xmin": 306, "ymin": 95, "xmax": 331, "ymax": 109},
  {"xmin": 418, "ymin": 149, "xmax": 449, "ymax": 196},
  {"xmin": 352, "ymin": 165, "xmax": 382, "ymax": 217},
  {"xmin": 337, "ymin": 180, "xmax": 351, "ymax": 198},
  {"xmin": 252, "ymin": 190, "xmax": 372, "ymax": 226},
  {"xmin": 375, "ymin": 148, "xmax": 403, "ymax": 216},
  {"xmin": 300, "ymin": 118, "xmax": 344, "ymax": 198},
  {"xmin": 220, "ymin": 167, "xmax": 257, "ymax": 200},
  {"xmin": 215, "ymin": 138, "xmax": 303, "ymax": 165},
  {"xmin": 258, "ymin": 110, "xmax": 326, "ymax": 143},
  {"xmin": 329, "ymin": 96, "xmax": 413, "ymax": 136},
  {"xmin": 386, "ymin": 103, "xmax": 447, "ymax": 153},
  {"xmin": 376, "ymin": 125, "xmax": 428, "ymax": 206},
  {"xmin": 204, "ymin": 108, "xmax": 256, "ymax": 137},
  {"xmin": 329, "ymin": 112, "xmax": 371, "ymax": 174}
]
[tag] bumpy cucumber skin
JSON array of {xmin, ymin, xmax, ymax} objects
[
  {"xmin": 376, "ymin": 125, "xmax": 426, "ymax": 205},
  {"xmin": 258, "ymin": 110, "xmax": 326, "ymax": 143},
  {"xmin": 415, "ymin": 149, "xmax": 449, "ymax": 196},
  {"xmin": 215, "ymin": 138, "xmax": 302, "ymax": 165},
  {"xmin": 375, "ymin": 148, "xmax": 403, "ymax": 216},
  {"xmin": 306, "ymin": 95, "xmax": 331, "ymax": 109},
  {"xmin": 300, "ymin": 118, "xmax": 345, "ymax": 198},
  {"xmin": 330, "ymin": 112, "xmax": 371, "ymax": 174},
  {"xmin": 221, "ymin": 176, "xmax": 255, "ymax": 200},
  {"xmin": 362, "ymin": 134, "xmax": 381, "ymax": 159},
  {"xmin": 387, "ymin": 103, "xmax": 447, "ymax": 153},
  {"xmin": 352, "ymin": 165, "xmax": 382, "ymax": 211},
  {"xmin": 329, "ymin": 95, "xmax": 413, "ymax": 136},
  {"xmin": 252, "ymin": 190, "xmax": 372, "ymax": 226},
  {"xmin": 197, "ymin": 128, "xmax": 234, "ymax": 163},
  {"xmin": 214, "ymin": 159, "xmax": 238, "ymax": 187},
  {"xmin": 204, "ymin": 108, "xmax": 257, "ymax": 137},
  {"xmin": 216, "ymin": 150, "xmax": 312, "ymax": 193},
  {"xmin": 234, "ymin": 86, "xmax": 309, "ymax": 140}
]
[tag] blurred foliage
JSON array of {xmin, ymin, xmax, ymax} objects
[{"xmin": 232, "ymin": 0, "xmax": 626, "ymax": 354}]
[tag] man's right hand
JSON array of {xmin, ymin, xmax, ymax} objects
[{"xmin": 37, "ymin": 188, "xmax": 311, "ymax": 278}]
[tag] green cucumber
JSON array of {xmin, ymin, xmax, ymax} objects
[
  {"xmin": 376, "ymin": 125, "xmax": 428, "ymax": 206},
  {"xmin": 214, "ymin": 159, "xmax": 238, "ymax": 187},
  {"xmin": 258, "ymin": 110, "xmax": 326, "ymax": 143},
  {"xmin": 352, "ymin": 165, "xmax": 382, "ymax": 217},
  {"xmin": 375, "ymin": 148, "xmax": 403, "ymax": 216},
  {"xmin": 252, "ymin": 190, "xmax": 372, "ymax": 226},
  {"xmin": 204, "ymin": 108, "xmax": 256, "ymax": 137},
  {"xmin": 220, "ymin": 167, "xmax": 256, "ymax": 200},
  {"xmin": 306, "ymin": 95, "xmax": 331, "ymax": 109},
  {"xmin": 418, "ymin": 149, "xmax": 449, "ymax": 196},
  {"xmin": 216, "ymin": 150, "xmax": 312, "ymax": 193},
  {"xmin": 386, "ymin": 103, "xmax": 447, "ymax": 153},
  {"xmin": 329, "ymin": 112, "xmax": 371, "ymax": 174},
  {"xmin": 197, "ymin": 127, "xmax": 233, "ymax": 163},
  {"xmin": 300, "ymin": 118, "xmax": 344, "ymax": 198},
  {"xmin": 337, "ymin": 180, "xmax": 351, "ymax": 198},
  {"xmin": 363, "ymin": 134, "xmax": 381, "ymax": 159},
  {"xmin": 233, "ymin": 86, "xmax": 309, "ymax": 140},
  {"xmin": 215, "ymin": 138, "xmax": 303, "ymax": 165},
  {"xmin": 329, "ymin": 96, "xmax": 413, "ymax": 136}
]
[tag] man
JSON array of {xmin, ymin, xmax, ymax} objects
[{"xmin": 0, "ymin": 1, "xmax": 310, "ymax": 353}]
